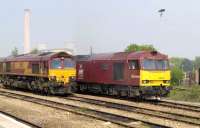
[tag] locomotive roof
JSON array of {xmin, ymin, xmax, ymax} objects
[
  {"xmin": 79, "ymin": 51, "xmax": 168, "ymax": 61},
  {"xmin": 4, "ymin": 52, "xmax": 72, "ymax": 62}
]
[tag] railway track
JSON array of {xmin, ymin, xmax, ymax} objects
[
  {"xmin": 65, "ymin": 95, "xmax": 200, "ymax": 127},
  {"xmin": 0, "ymin": 110, "xmax": 41, "ymax": 128},
  {"xmin": 153, "ymin": 100, "xmax": 200, "ymax": 113},
  {"xmin": 0, "ymin": 89, "xmax": 200, "ymax": 128},
  {"xmin": 0, "ymin": 90, "xmax": 170, "ymax": 128},
  {"xmin": 80, "ymin": 92, "xmax": 200, "ymax": 113}
]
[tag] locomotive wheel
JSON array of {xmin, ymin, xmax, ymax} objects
[
  {"xmin": 43, "ymin": 87, "xmax": 49, "ymax": 95},
  {"xmin": 31, "ymin": 81, "xmax": 37, "ymax": 92},
  {"xmin": 27, "ymin": 82, "xmax": 32, "ymax": 90}
]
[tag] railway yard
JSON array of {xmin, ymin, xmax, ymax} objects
[
  {"xmin": 1, "ymin": 1, "xmax": 200, "ymax": 127},
  {"xmin": 0, "ymin": 87, "xmax": 199, "ymax": 128},
  {"xmin": 0, "ymin": 50, "xmax": 197, "ymax": 128}
]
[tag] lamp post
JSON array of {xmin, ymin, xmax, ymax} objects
[{"xmin": 158, "ymin": 9, "xmax": 165, "ymax": 18}]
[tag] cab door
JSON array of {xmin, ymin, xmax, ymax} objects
[{"xmin": 127, "ymin": 60, "xmax": 140, "ymax": 86}]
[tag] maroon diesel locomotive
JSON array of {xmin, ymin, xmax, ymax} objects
[{"xmin": 74, "ymin": 51, "xmax": 171, "ymax": 98}]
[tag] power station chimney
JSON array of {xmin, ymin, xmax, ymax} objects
[{"xmin": 24, "ymin": 9, "xmax": 31, "ymax": 54}]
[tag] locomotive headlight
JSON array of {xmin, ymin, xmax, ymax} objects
[
  {"xmin": 142, "ymin": 80, "xmax": 149, "ymax": 84},
  {"xmin": 163, "ymin": 80, "xmax": 170, "ymax": 84},
  {"xmin": 50, "ymin": 76, "xmax": 56, "ymax": 80}
]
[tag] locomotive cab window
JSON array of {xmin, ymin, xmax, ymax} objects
[
  {"xmin": 64, "ymin": 58, "xmax": 75, "ymax": 68},
  {"xmin": 142, "ymin": 59, "xmax": 169, "ymax": 70},
  {"xmin": 128, "ymin": 60, "xmax": 139, "ymax": 70},
  {"xmin": 113, "ymin": 62, "xmax": 124, "ymax": 80},
  {"xmin": 51, "ymin": 59, "xmax": 62, "ymax": 69}
]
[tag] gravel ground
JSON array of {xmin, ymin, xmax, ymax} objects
[
  {"xmin": 0, "ymin": 88, "xmax": 199, "ymax": 128},
  {"xmin": 74, "ymin": 93, "xmax": 200, "ymax": 118},
  {"xmin": 0, "ymin": 95, "xmax": 124, "ymax": 128}
]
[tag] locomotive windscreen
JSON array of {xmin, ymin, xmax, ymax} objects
[
  {"xmin": 51, "ymin": 59, "xmax": 62, "ymax": 69},
  {"xmin": 64, "ymin": 59, "xmax": 75, "ymax": 68},
  {"xmin": 142, "ymin": 59, "xmax": 169, "ymax": 70}
]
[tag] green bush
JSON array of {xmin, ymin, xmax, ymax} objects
[
  {"xmin": 168, "ymin": 85, "xmax": 200, "ymax": 102},
  {"xmin": 125, "ymin": 44, "xmax": 156, "ymax": 52},
  {"xmin": 171, "ymin": 67, "xmax": 184, "ymax": 85}
]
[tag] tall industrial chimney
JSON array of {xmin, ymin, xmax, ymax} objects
[{"xmin": 24, "ymin": 9, "xmax": 31, "ymax": 54}]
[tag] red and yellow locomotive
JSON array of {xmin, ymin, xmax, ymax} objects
[
  {"xmin": 75, "ymin": 51, "xmax": 171, "ymax": 98},
  {"xmin": 0, "ymin": 52, "xmax": 76, "ymax": 94}
]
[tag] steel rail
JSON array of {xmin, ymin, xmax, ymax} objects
[
  {"xmin": 65, "ymin": 95, "xmax": 200, "ymax": 127},
  {"xmin": 0, "ymin": 90, "xmax": 170, "ymax": 128},
  {"xmin": 149, "ymin": 100, "xmax": 200, "ymax": 113}
]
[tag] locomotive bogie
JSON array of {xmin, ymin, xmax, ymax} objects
[{"xmin": 74, "ymin": 82, "xmax": 170, "ymax": 98}]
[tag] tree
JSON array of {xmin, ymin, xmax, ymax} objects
[
  {"xmin": 170, "ymin": 57, "xmax": 184, "ymax": 68},
  {"xmin": 125, "ymin": 44, "xmax": 156, "ymax": 52},
  {"xmin": 11, "ymin": 47, "xmax": 18, "ymax": 56},
  {"xmin": 170, "ymin": 57, "xmax": 194, "ymax": 72},
  {"xmin": 171, "ymin": 66, "xmax": 184, "ymax": 85},
  {"xmin": 194, "ymin": 56, "xmax": 200, "ymax": 69},
  {"xmin": 169, "ymin": 57, "xmax": 194, "ymax": 85},
  {"xmin": 182, "ymin": 59, "xmax": 194, "ymax": 72},
  {"xmin": 30, "ymin": 48, "xmax": 39, "ymax": 54}
]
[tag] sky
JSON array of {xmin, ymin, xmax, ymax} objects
[{"xmin": 0, "ymin": 0, "xmax": 200, "ymax": 59}]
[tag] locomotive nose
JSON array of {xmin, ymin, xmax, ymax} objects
[
  {"xmin": 49, "ymin": 69, "xmax": 76, "ymax": 84},
  {"xmin": 140, "ymin": 70, "xmax": 171, "ymax": 86}
]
